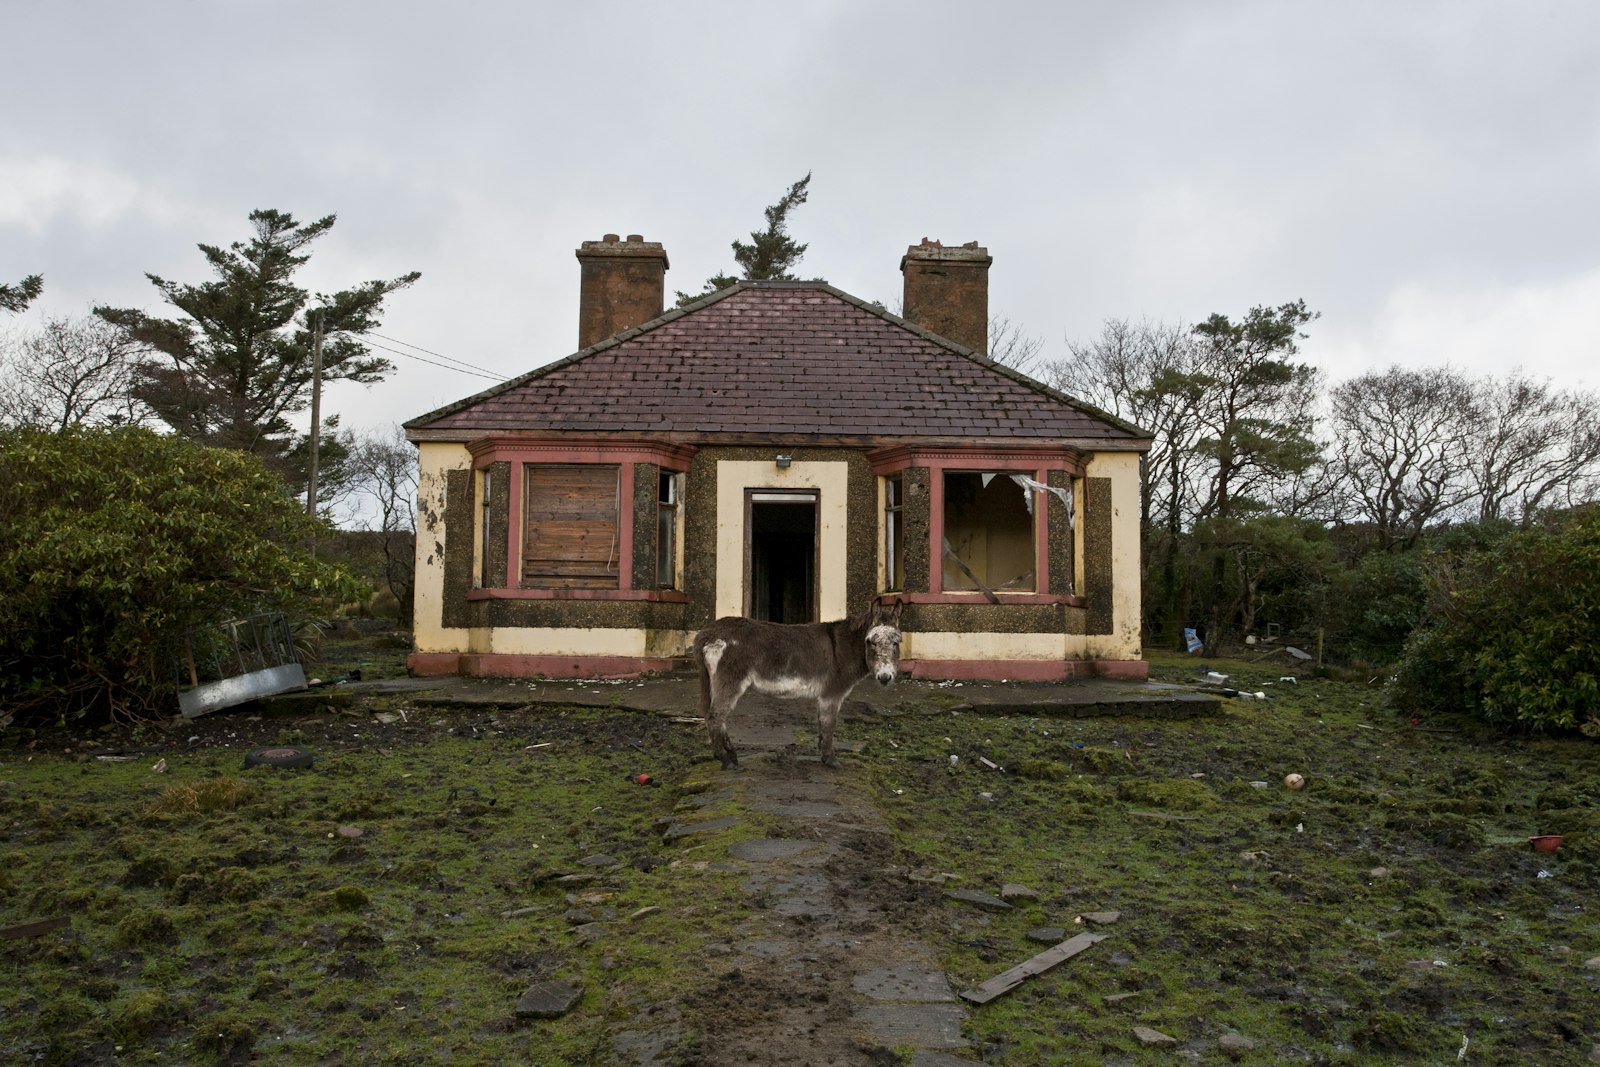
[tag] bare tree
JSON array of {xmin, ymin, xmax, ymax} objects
[
  {"xmin": 1048, "ymin": 317, "xmax": 1201, "ymax": 533},
  {"xmin": 0, "ymin": 315, "xmax": 152, "ymax": 431},
  {"xmin": 344, "ymin": 424, "xmax": 418, "ymax": 624},
  {"xmin": 1466, "ymin": 371, "xmax": 1600, "ymax": 523},
  {"xmin": 986, "ymin": 313, "xmax": 1045, "ymax": 376},
  {"xmin": 1329, "ymin": 365, "xmax": 1476, "ymax": 549}
]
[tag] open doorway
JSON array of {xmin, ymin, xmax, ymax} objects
[{"xmin": 746, "ymin": 491, "xmax": 817, "ymax": 623}]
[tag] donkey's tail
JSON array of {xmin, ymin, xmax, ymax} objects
[{"xmin": 691, "ymin": 636, "xmax": 711, "ymax": 716}]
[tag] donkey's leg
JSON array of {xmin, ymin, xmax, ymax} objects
[
  {"xmin": 816, "ymin": 696, "xmax": 844, "ymax": 767},
  {"xmin": 706, "ymin": 676, "xmax": 748, "ymax": 770}
]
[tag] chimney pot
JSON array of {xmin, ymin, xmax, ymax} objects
[
  {"xmin": 900, "ymin": 239, "xmax": 992, "ymax": 354},
  {"xmin": 576, "ymin": 235, "xmax": 670, "ymax": 349}
]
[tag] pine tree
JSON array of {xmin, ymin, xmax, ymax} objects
[
  {"xmin": 676, "ymin": 173, "xmax": 811, "ymax": 306},
  {"xmin": 0, "ymin": 274, "xmax": 43, "ymax": 313},
  {"xmin": 96, "ymin": 210, "xmax": 418, "ymax": 480}
]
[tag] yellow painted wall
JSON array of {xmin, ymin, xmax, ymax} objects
[
  {"xmin": 1086, "ymin": 451, "xmax": 1143, "ymax": 660},
  {"xmin": 413, "ymin": 442, "xmax": 471, "ymax": 655},
  {"xmin": 713, "ymin": 460, "xmax": 850, "ymax": 621}
]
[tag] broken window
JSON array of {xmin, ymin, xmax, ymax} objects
[
  {"xmin": 477, "ymin": 467, "xmax": 493, "ymax": 588},
  {"xmin": 883, "ymin": 473, "xmax": 904, "ymax": 592},
  {"xmin": 941, "ymin": 471, "xmax": 1035, "ymax": 594},
  {"xmin": 522, "ymin": 464, "xmax": 620, "ymax": 589},
  {"xmin": 657, "ymin": 470, "xmax": 682, "ymax": 589}
]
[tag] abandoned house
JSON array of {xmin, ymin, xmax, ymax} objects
[{"xmin": 403, "ymin": 235, "xmax": 1152, "ymax": 681}]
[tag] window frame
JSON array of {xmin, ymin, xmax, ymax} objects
[
  {"xmin": 463, "ymin": 438, "xmax": 694, "ymax": 602},
  {"xmin": 868, "ymin": 445, "xmax": 1087, "ymax": 606}
]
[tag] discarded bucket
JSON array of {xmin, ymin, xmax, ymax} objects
[{"xmin": 1529, "ymin": 835, "xmax": 1563, "ymax": 853}]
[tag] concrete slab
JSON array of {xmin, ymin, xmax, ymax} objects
[
  {"xmin": 856, "ymin": 1003, "xmax": 968, "ymax": 1049},
  {"xmin": 853, "ymin": 966, "xmax": 957, "ymax": 1003},
  {"xmin": 728, "ymin": 839, "xmax": 821, "ymax": 862}
]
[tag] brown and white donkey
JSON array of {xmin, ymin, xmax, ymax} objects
[{"xmin": 692, "ymin": 601, "xmax": 904, "ymax": 768}]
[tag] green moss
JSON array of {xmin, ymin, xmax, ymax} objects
[
  {"xmin": 109, "ymin": 990, "xmax": 175, "ymax": 1041},
  {"xmin": 116, "ymin": 908, "xmax": 177, "ymax": 948}
]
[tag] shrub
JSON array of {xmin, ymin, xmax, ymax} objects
[
  {"xmin": 0, "ymin": 426, "xmax": 364, "ymax": 726},
  {"xmin": 1391, "ymin": 506, "xmax": 1600, "ymax": 731}
]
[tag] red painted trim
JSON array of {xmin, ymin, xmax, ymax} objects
[
  {"xmin": 616, "ymin": 461, "xmax": 635, "ymax": 585},
  {"xmin": 895, "ymin": 592, "xmax": 1087, "ymax": 607},
  {"xmin": 408, "ymin": 653, "xmax": 465, "ymax": 676},
  {"xmin": 904, "ymin": 658, "xmax": 1150, "ymax": 682},
  {"xmin": 867, "ymin": 443, "xmax": 1086, "ymax": 475},
  {"xmin": 472, "ymin": 438, "xmax": 694, "ymax": 595},
  {"xmin": 465, "ymin": 588, "xmax": 689, "ymax": 602},
  {"xmin": 468, "ymin": 437, "xmax": 697, "ymax": 468},
  {"xmin": 458, "ymin": 653, "xmax": 677, "ymax": 679}
]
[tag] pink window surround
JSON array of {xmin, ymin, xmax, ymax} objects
[
  {"xmin": 467, "ymin": 438, "xmax": 696, "ymax": 597},
  {"xmin": 867, "ymin": 445, "xmax": 1085, "ymax": 603}
]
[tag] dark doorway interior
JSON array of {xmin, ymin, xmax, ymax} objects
[{"xmin": 748, "ymin": 495, "xmax": 817, "ymax": 623}]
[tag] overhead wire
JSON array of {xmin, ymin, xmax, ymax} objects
[
  {"xmin": 359, "ymin": 337, "xmax": 507, "ymax": 382},
  {"xmin": 366, "ymin": 331, "xmax": 506, "ymax": 378}
]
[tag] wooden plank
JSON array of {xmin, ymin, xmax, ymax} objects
[
  {"xmin": 959, "ymin": 931, "xmax": 1107, "ymax": 1004},
  {"xmin": 0, "ymin": 915, "xmax": 71, "ymax": 940}
]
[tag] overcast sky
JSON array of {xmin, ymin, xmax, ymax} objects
[{"xmin": 5, "ymin": 0, "xmax": 1599, "ymax": 443}]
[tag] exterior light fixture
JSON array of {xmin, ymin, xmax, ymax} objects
[{"xmin": 775, "ymin": 453, "xmax": 792, "ymax": 469}]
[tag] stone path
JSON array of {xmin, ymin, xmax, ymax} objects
[{"xmin": 622, "ymin": 693, "xmax": 981, "ymax": 1067}]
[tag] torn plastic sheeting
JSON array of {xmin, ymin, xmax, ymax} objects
[{"xmin": 977, "ymin": 471, "xmax": 1074, "ymax": 521}]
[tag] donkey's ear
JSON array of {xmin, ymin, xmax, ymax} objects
[{"xmin": 884, "ymin": 599, "xmax": 903, "ymax": 627}]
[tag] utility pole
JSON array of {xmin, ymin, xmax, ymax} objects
[{"xmin": 306, "ymin": 310, "xmax": 324, "ymax": 519}]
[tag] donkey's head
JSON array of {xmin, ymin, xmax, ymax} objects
[{"xmin": 863, "ymin": 600, "xmax": 904, "ymax": 687}]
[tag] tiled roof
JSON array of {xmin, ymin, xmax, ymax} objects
[{"xmin": 407, "ymin": 283, "xmax": 1149, "ymax": 445}]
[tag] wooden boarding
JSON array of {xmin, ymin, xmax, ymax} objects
[
  {"xmin": 959, "ymin": 931, "xmax": 1108, "ymax": 1004},
  {"xmin": 0, "ymin": 916, "xmax": 70, "ymax": 940}
]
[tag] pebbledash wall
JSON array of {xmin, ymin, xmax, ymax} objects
[
  {"xmin": 406, "ymin": 233, "xmax": 1151, "ymax": 682},
  {"xmin": 408, "ymin": 444, "xmax": 1145, "ymax": 681}
]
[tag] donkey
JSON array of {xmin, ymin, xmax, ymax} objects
[{"xmin": 692, "ymin": 601, "xmax": 904, "ymax": 769}]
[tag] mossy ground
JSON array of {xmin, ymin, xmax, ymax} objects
[
  {"xmin": 1, "ymin": 703, "xmax": 747, "ymax": 1066},
  {"xmin": 3, "ymin": 644, "xmax": 1598, "ymax": 1065},
  {"xmin": 852, "ymin": 653, "xmax": 1600, "ymax": 1065}
]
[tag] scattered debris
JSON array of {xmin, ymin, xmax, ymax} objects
[
  {"xmin": 1205, "ymin": 671, "xmax": 1229, "ymax": 685},
  {"xmin": 1027, "ymin": 927, "xmax": 1066, "ymax": 943},
  {"xmin": 629, "ymin": 906, "xmax": 661, "ymax": 921},
  {"xmin": 0, "ymin": 916, "xmax": 70, "ymax": 940},
  {"xmin": 978, "ymin": 756, "xmax": 1001, "ymax": 771},
  {"xmin": 1000, "ymin": 883, "xmax": 1041, "ymax": 901},
  {"xmin": 1078, "ymin": 911, "xmax": 1121, "ymax": 926},
  {"xmin": 945, "ymin": 889, "xmax": 1013, "ymax": 913},
  {"xmin": 1284, "ymin": 773, "xmax": 1305, "ymax": 790},
  {"xmin": 151, "ymin": 758, "xmax": 168, "ymax": 774},
  {"xmin": 1249, "ymin": 781, "xmax": 1270, "ymax": 789},
  {"xmin": 515, "ymin": 979, "xmax": 583, "ymax": 1018},
  {"xmin": 1133, "ymin": 1025, "xmax": 1178, "ymax": 1046},
  {"xmin": 959, "ymin": 931, "xmax": 1108, "ymax": 1004},
  {"xmin": 1104, "ymin": 991, "xmax": 1140, "ymax": 1005},
  {"xmin": 336, "ymin": 825, "xmax": 363, "ymax": 839},
  {"xmin": 1219, "ymin": 1032, "xmax": 1257, "ymax": 1059},
  {"xmin": 1286, "ymin": 646, "xmax": 1312, "ymax": 661}
]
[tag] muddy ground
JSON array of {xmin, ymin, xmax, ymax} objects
[{"xmin": 3, "ymin": 623, "xmax": 1599, "ymax": 1065}]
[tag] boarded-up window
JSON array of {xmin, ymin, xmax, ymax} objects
[{"xmin": 522, "ymin": 464, "xmax": 620, "ymax": 589}]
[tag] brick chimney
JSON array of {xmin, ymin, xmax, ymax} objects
[
  {"xmin": 575, "ymin": 234, "xmax": 670, "ymax": 349},
  {"xmin": 899, "ymin": 239, "xmax": 991, "ymax": 354}
]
